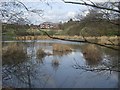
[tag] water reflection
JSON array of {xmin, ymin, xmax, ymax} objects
[
  {"xmin": 2, "ymin": 40, "xmax": 118, "ymax": 88},
  {"xmin": 101, "ymin": 47, "xmax": 119, "ymax": 72},
  {"xmin": 2, "ymin": 60, "xmax": 45, "ymax": 88},
  {"xmin": 2, "ymin": 42, "xmax": 46, "ymax": 88},
  {"xmin": 51, "ymin": 59, "xmax": 60, "ymax": 72},
  {"xmin": 53, "ymin": 51, "xmax": 71, "ymax": 57}
]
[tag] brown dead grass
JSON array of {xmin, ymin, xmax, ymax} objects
[
  {"xmin": 83, "ymin": 44, "xmax": 102, "ymax": 66},
  {"xmin": 36, "ymin": 48, "xmax": 46, "ymax": 59},
  {"xmin": 2, "ymin": 43, "xmax": 27, "ymax": 65},
  {"xmin": 16, "ymin": 36, "xmax": 119, "ymax": 45},
  {"xmin": 53, "ymin": 44, "xmax": 72, "ymax": 52},
  {"xmin": 98, "ymin": 36, "xmax": 119, "ymax": 45}
]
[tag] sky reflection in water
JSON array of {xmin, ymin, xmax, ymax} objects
[{"xmin": 2, "ymin": 40, "xmax": 118, "ymax": 88}]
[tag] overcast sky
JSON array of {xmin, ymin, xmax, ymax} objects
[
  {"xmin": 1, "ymin": 0, "xmax": 119, "ymax": 24},
  {"xmin": 22, "ymin": 1, "xmax": 86, "ymax": 25}
]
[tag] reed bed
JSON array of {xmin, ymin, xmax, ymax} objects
[
  {"xmin": 82, "ymin": 44, "xmax": 102, "ymax": 66},
  {"xmin": 15, "ymin": 35, "xmax": 119, "ymax": 48},
  {"xmin": 53, "ymin": 44, "xmax": 72, "ymax": 52},
  {"xmin": 36, "ymin": 48, "xmax": 46, "ymax": 59},
  {"xmin": 97, "ymin": 36, "xmax": 119, "ymax": 45},
  {"xmin": 16, "ymin": 36, "xmax": 51, "ymax": 40},
  {"xmin": 16, "ymin": 35, "xmax": 119, "ymax": 44},
  {"xmin": 2, "ymin": 43, "xmax": 27, "ymax": 65}
]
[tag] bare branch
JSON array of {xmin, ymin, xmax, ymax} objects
[
  {"xmin": 62, "ymin": 0, "xmax": 120, "ymax": 13},
  {"xmin": 86, "ymin": 0, "xmax": 96, "ymax": 6},
  {"xmin": 16, "ymin": 0, "xmax": 29, "ymax": 11},
  {"xmin": 73, "ymin": 65, "xmax": 120, "ymax": 72},
  {"xmin": 37, "ymin": 28, "xmax": 120, "ymax": 51},
  {"xmin": 73, "ymin": 59, "xmax": 120, "ymax": 72}
]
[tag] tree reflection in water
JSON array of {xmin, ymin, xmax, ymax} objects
[
  {"xmin": 2, "ymin": 42, "xmax": 51, "ymax": 88},
  {"xmin": 2, "ymin": 42, "xmax": 119, "ymax": 88},
  {"xmin": 2, "ymin": 43, "xmax": 33, "ymax": 88}
]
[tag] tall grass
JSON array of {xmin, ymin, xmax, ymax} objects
[
  {"xmin": 53, "ymin": 44, "xmax": 72, "ymax": 52},
  {"xmin": 36, "ymin": 48, "xmax": 46, "ymax": 59},
  {"xmin": 82, "ymin": 44, "xmax": 102, "ymax": 66},
  {"xmin": 2, "ymin": 43, "xmax": 28, "ymax": 65},
  {"xmin": 16, "ymin": 36, "xmax": 119, "ymax": 46}
]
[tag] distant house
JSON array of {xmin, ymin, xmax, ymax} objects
[{"xmin": 39, "ymin": 22, "xmax": 59, "ymax": 29}]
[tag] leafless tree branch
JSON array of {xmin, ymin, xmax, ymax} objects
[
  {"xmin": 73, "ymin": 59, "xmax": 120, "ymax": 72},
  {"xmin": 62, "ymin": 0, "xmax": 120, "ymax": 13},
  {"xmin": 37, "ymin": 28, "xmax": 120, "ymax": 51}
]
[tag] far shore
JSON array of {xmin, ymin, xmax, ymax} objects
[{"xmin": 15, "ymin": 35, "xmax": 119, "ymax": 45}]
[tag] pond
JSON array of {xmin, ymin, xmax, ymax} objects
[{"xmin": 2, "ymin": 40, "xmax": 119, "ymax": 88}]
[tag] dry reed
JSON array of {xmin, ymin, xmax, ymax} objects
[
  {"xmin": 2, "ymin": 43, "xmax": 27, "ymax": 65},
  {"xmin": 83, "ymin": 44, "xmax": 102, "ymax": 66},
  {"xmin": 36, "ymin": 48, "xmax": 46, "ymax": 59},
  {"xmin": 53, "ymin": 44, "xmax": 72, "ymax": 52}
]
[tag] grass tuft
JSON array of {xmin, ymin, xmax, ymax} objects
[
  {"xmin": 82, "ymin": 44, "xmax": 102, "ymax": 66},
  {"xmin": 53, "ymin": 44, "xmax": 72, "ymax": 52},
  {"xmin": 36, "ymin": 48, "xmax": 46, "ymax": 59},
  {"xmin": 2, "ymin": 43, "xmax": 27, "ymax": 65}
]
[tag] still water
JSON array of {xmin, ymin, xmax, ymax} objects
[{"xmin": 2, "ymin": 40, "xmax": 118, "ymax": 88}]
